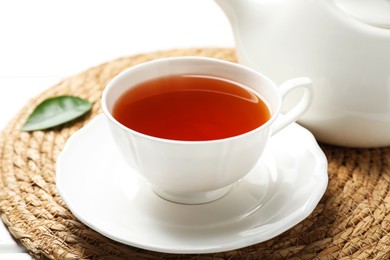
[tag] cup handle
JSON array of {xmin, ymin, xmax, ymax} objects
[{"xmin": 272, "ymin": 77, "xmax": 313, "ymax": 135}]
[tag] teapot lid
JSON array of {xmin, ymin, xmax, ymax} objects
[{"xmin": 334, "ymin": 0, "xmax": 390, "ymax": 29}]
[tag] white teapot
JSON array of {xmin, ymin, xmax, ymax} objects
[{"xmin": 215, "ymin": 0, "xmax": 390, "ymax": 147}]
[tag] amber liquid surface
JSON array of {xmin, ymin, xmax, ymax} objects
[{"xmin": 112, "ymin": 75, "xmax": 271, "ymax": 141}]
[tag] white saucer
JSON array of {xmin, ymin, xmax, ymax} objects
[{"xmin": 56, "ymin": 114, "xmax": 328, "ymax": 254}]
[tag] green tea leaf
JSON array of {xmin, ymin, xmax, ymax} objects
[{"xmin": 21, "ymin": 96, "xmax": 92, "ymax": 131}]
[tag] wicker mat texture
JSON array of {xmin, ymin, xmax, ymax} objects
[{"xmin": 0, "ymin": 48, "xmax": 389, "ymax": 259}]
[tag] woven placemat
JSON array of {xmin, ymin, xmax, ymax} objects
[{"xmin": 0, "ymin": 48, "xmax": 389, "ymax": 259}]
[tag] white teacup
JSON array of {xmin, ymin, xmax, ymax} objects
[{"xmin": 102, "ymin": 57, "xmax": 312, "ymax": 204}]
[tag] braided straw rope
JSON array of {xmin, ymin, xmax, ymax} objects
[{"xmin": 0, "ymin": 48, "xmax": 389, "ymax": 259}]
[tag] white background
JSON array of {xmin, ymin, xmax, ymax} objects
[{"xmin": 0, "ymin": 0, "xmax": 234, "ymax": 258}]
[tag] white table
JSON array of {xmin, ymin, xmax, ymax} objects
[{"xmin": 0, "ymin": 0, "xmax": 233, "ymax": 258}]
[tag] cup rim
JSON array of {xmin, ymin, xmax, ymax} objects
[{"xmin": 101, "ymin": 56, "xmax": 282, "ymax": 144}]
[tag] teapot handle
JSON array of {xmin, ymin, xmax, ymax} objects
[{"xmin": 272, "ymin": 77, "xmax": 313, "ymax": 135}]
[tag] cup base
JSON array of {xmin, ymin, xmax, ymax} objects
[{"xmin": 152, "ymin": 185, "xmax": 232, "ymax": 205}]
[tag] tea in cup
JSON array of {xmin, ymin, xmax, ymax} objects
[{"xmin": 102, "ymin": 57, "xmax": 312, "ymax": 204}]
